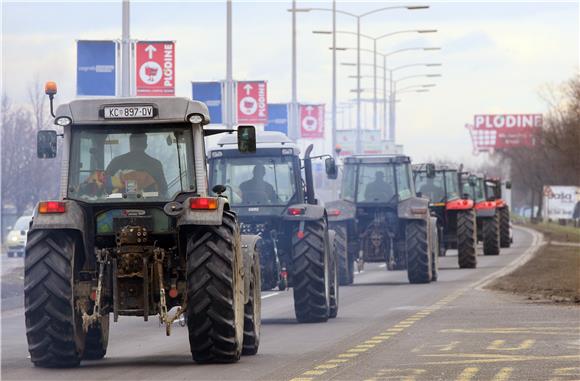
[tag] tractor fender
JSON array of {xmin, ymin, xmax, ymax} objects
[
  {"xmin": 446, "ymin": 199, "xmax": 474, "ymax": 210},
  {"xmin": 240, "ymin": 234, "xmax": 261, "ymax": 304},
  {"xmin": 281, "ymin": 203, "xmax": 326, "ymax": 222},
  {"xmin": 326, "ymin": 199, "xmax": 356, "ymax": 222},
  {"xmin": 398, "ymin": 197, "xmax": 431, "ymax": 221},
  {"xmin": 177, "ymin": 197, "xmax": 228, "ymax": 226}
]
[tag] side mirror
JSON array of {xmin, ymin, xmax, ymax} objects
[
  {"xmin": 505, "ymin": 181, "xmax": 512, "ymax": 190},
  {"xmin": 237, "ymin": 125, "xmax": 256, "ymax": 153},
  {"xmin": 416, "ymin": 191, "xmax": 423, "ymax": 198},
  {"xmin": 426, "ymin": 163, "xmax": 436, "ymax": 178},
  {"xmin": 37, "ymin": 130, "xmax": 57, "ymax": 159},
  {"xmin": 468, "ymin": 175, "xmax": 477, "ymax": 187},
  {"xmin": 325, "ymin": 157, "xmax": 338, "ymax": 180},
  {"xmin": 212, "ymin": 184, "xmax": 226, "ymax": 195}
]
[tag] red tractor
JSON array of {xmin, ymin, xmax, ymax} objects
[
  {"xmin": 413, "ymin": 164, "xmax": 478, "ymax": 268},
  {"xmin": 485, "ymin": 177, "xmax": 512, "ymax": 248}
]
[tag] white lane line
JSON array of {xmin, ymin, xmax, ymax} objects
[{"xmin": 261, "ymin": 292, "xmax": 281, "ymax": 300}]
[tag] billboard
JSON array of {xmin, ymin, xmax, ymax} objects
[
  {"xmin": 77, "ymin": 40, "xmax": 116, "ymax": 96},
  {"xmin": 265, "ymin": 104, "xmax": 289, "ymax": 135},
  {"xmin": 300, "ymin": 104, "xmax": 325, "ymax": 138},
  {"xmin": 192, "ymin": 82, "xmax": 223, "ymax": 124},
  {"xmin": 469, "ymin": 114, "xmax": 542, "ymax": 153},
  {"xmin": 336, "ymin": 129, "xmax": 385, "ymax": 156},
  {"xmin": 237, "ymin": 81, "xmax": 268, "ymax": 124},
  {"xmin": 136, "ymin": 41, "xmax": 175, "ymax": 96},
  {"xmin": 543, "ymin": 186, "xmax": 580, "ymax": 220}
]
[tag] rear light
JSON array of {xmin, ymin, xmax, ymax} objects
[
  {"xmin": 190, "ymin": 197, "xmax": 218, "ymax": 210},
  {"xmin": 327, "ymin": 208, "xmax": 341, "ymax": 217},
  {"xmin": 288, "ymin": 207, "xmax": 305, "ymax": 216},
  {"xmin": 38, "ymin": 201, "xmax": 66, "ymax": 214}
]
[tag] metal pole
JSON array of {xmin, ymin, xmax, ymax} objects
[
  {"xmin": 291, "ymin": 0, "xmax": 298, "ymax": 140},
  {"xmin": 121, "ymin": 0, "xmax": 130, "ymax": 97},
  {"xmin": 389, "ymin": 70, "xmax": 395, "ymax": 141},
  {"xmin": 373, "ymin": 39, "xmax": 377, "ymax": 130},
  {"xmin": 355, "ymin": 16, "xmax": 362, "ymax": 154},
  {"xmin": 331, "ymin": 0, "xmax": 337, "ymax": 157},
  {"xmin": 390, "ymin": 79, "xmax": 397, "ymax": 142},
  {"xmin": 383, "ymin": 55, "xmax": 387, "ymax": 139},
  {"xmin": 226, "ymin": 0, "xmax": 233, "ymax": 128}
]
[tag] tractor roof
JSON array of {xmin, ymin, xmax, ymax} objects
[
  {"xmin": 54, "ymin": 97, "xmax": 210, "ymax": 126},
  {"xmin": 212, "ymin": 131, "xmax": 300, "ymax": 153},
  {"xmin": 343, "ymin": 154, "xmax": 410, "ymax": 164}
]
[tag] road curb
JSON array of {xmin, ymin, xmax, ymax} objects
[{"xmin": 472, "ymin": 225, "xmax": 545, "ymax": 291}]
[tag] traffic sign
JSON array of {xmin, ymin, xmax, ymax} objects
[
  {"xmin": 192, "ymin": 82, "xmax": 223, "ymax": 124},
  {"xmin": 265, "ymin": 104, "xmax": 289, "ymax": 135},
  {"xmin": 300, "ymin": 104, "xmax": 324, "ymax": 138},
  {"xmin": 236, "ymin": 81, "xmax": 268, "ymax": 124},
  {"xmin": 136, "ymin": 41, "xmax": 175, "ymax": 96},
  {"xmin": 77, "ymin": 40, "xmax": 116, "ymax": 96}
]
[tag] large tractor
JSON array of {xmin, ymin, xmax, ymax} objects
[
  {"xmin": 25, "ymin": 82, "xmax": 261, "ymax": 367},
  {"xmin": 485, "ymin": 177, "xmax": 512, "ymax": 248},
  {"xmin": 208, "ymin": 132, "xmax": 342, "ymax": 322},
  {"xmin": 327, "ymin": 155, "xmax": 439, "ymax": 285},
  {"xmin": 413, "ymin": 164, "xmax": 477, "ymax": 268}
]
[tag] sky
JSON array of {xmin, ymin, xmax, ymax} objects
[{"xmin": 1, "ymin": 0, "xmax": 579, "ymax": 164}]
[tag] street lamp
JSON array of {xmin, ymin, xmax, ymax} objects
[{"xmin": 293, "ymin": 5, "xmax": 430, "ymax": 154}]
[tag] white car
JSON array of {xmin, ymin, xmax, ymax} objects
[{"xmin": 6, "ymin": 215, "xmax": 32, "ymax": 257}]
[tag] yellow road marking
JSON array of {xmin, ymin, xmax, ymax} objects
[
  {"xmin": 492, "ymin": 367, "xmax": 514, "ymax": 381},
  {"xmin": 487, "ymin": 339, "xmax": 536, "ymax": 351},
  {"xmin": 356, "ymin": 344, "xmax": 376, "ymax": 349},
  {"xmin": 550, "ymin": 367, "xmax": 580, "ymax": 381},
  {"xmin": 326, "ymin": 359, "xmax": 348, "ymax": 363},
  {"xmin": 315, "ymin": 364, "xmax": 338, "ymax": 370},
  {"xmin": 441, "ymin": 327, "xmax": 576, "ymax": 335},
  {"xmin": 289, "ymin": 378, "xmax": 313, "ymax": 381},
  {"xmin": 365, "ymin": 340, "xmax": 383, "ymax": 344},
  {"xmin": 421, "ymin": 353, "xmax": 580, "ymax": 365},
  {"xmin": 456, "ymin": 367, "xmax": 479, "ymax": 381},
  {"xmin": 348, "ymin": 347, "xmax": 369, "ymax": 353},
  {"xmin": 338, "ymin": 353, "xmax": 359, "ymax": 358},
  {"xmin": 303, "ymin": 370, "xmax": 326, "ymax": 376},
  {"xmin": 372, "ymin": 335, "xmax": 391, "ymax": 340}
]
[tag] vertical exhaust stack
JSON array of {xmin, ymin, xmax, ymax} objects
[{"xmin": 304, "ymin": 144, "xmax": 316, "ymax": 205}]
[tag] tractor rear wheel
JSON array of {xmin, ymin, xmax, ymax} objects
[
  {"xmin": 457, "ymin": 210, "xmax": 477, "ymax": 268},
  {"xmin": 334, "ymin": 225, "xmax": 353, "ymax": 286},
  {"xmin": 406, "ymin": 221, "xmax": 432, "ymax": 284},
  {"xmin": 483, "ymin": 213, "xmax": 500, "ymax": 256},
  {"xmin": 328, "ymin": 230, "xmax": 339, "ymax": 319},
  {"xmin": 24, "ymin": 230, "xmax": 85, "ymax": 368},
  {"xmin": 292, "ymin": 219, "xmax": 330, "ymax": 323},
  {"xmin": 186, "ymin": 211, "xmax": 244, "ymax": 363},
  {"xmin": 499, "ymin": 207, "xmax": 511, "ymax": 248},
  {"xmin": 242, "ymin": 248, "xmax": 261, "ymax": 356}
]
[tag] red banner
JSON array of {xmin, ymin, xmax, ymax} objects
[
  {"xmin": 237, "ymin": 81, "xmax": 268, "ymax": 123},
  {"xmin": 136, "ymin": 41, "xmax": 175, "ymax": 96},
  {"xmin": 469, "ymin": 114, "xmax": 542, "ymax": 152},
  {"xmin": 300, "ymin": 104, "xmax": 325, "ymax": 138}
]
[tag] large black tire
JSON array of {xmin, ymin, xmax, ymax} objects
[
  {"xmin": 499, "ymin": 207, "xmax": 511, "ymax": 248},
  {"xmin": 242, "ymin": 249, "xmax": 261, "ymax": 356},
  {"xmin": 291, "ymin": 219, "xmax": 330, "ymax": 323},
  {"xmin": 431, "ymin": 226, "xmax": 439, "ymax": 282},
  {"xmin": 334, "ymin": 224, "xmax": 352, "ymax": 286},
  {"xmin": 406, "ymin": 220, "xmax": 432, "ymax": 284},
  {"xmin": 482, "ymin": 213, "xmax": 500, "ymax": 256},
  {"xmin": 457, "ymin": 210, "xmax": 477, "ymax": 269},
  {"xmin": 437, "ymin": 225, "xmax": 446, "ymax": 257},
  {"xmin": 186, "ymin": 211, "xmax": 244, "ymax": 363},
  {"xmin": 83, "ymin": 314, "xmax": 109, "ymax": 360},
  {"xmin": 328, "ymin": 231, "xmax": 339, "ymax": 319},
  {"xmin": 24, "ymin": 230, "xmax": 85, "ymax": 368}
]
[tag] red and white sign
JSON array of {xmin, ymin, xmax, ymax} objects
[
  {"xmin": 136, "ymin": 41, "xmax": 175, "ymax": 96},
  {"xmin": 469, "ymin": 114, "xmax": 542, "ymax": 152},
  {"xmin": 300, "ymin": 104, "xmax": 325, "ymax": 138},
  {"xmin": 237, "ymin": 81, "xmax": 268, "ymax": 123}
]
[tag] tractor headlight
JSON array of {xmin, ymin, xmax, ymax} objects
[
  {"xmin": 55, "ymin": 116, "xmax": 72, "ymax": 126},
  {"xmin": 188, "ymin": 114, "xmax": 204, "ymax": 124}
]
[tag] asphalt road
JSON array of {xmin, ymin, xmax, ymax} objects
[{"xmin": 2, "ymin": 227, "xmax": 578, "ymax": 381}]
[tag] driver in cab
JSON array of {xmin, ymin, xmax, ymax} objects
[
  {"xmin": 240, "ymin": 164, "xmax": 278, "ymax": 204},
  {"xmin": 105, "ymin": 133, "xmax": 168, "ymax": 195},
  {"xmin": 365, "ymin": 170, "xmax": 393, "ymax": 202},
  {"xmin": 419, "ymin": 176, "xmax": 445, "ymax": 202}
]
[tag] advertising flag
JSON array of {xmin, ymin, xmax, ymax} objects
[
  {"xmin": 265, "ymin": 104, "xmax": 289, "ymax": 135},
  {"xmin": 192, "ymin": 82, "xmax": 223, "ymax": 124},
  {"xmin": 237, "ymin": 81, "xmax": 268, "ymax": 123},
  {"xmin": 136, "ymin": 41, "xmax": 175, "ymax": 96},
  {"xmin": 300, "ymin": 104, "xmax": 325, "ymax": 138},
  {"xmin": 77, "ymin": 40, "xmax": 116, "ymax": 96}
]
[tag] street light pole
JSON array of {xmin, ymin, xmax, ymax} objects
[
  {"xmin": 121, "ymin": 0, "xmax": 130, "ymax": 97},
  {"xmin": 356, "ymin": 16, "xmax": 362, "ymax": 154},
  {"xmin": 383, "ymin": 55, "xmax": 387, "ymax": 139},
  {"xmin": 291, "ymin": 0, "xmax": 298, "ymax": 140},
  {"xmin": 373, "ymin": 38, "xmax": 378, "ymax": 132},
  {"xmin": 226, "ymin": 0, "xmax": 233, "ymax": 128},
  {"xmin": 332, "ymin": 0, "xmax": 337, "ymax": 157}
]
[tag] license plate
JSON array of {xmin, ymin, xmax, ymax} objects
[{"xmin": 103, "ymin": 105, "xmax": 154, "ymax": 119}]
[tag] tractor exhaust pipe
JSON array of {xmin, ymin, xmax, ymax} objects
[{"xmin": 304, "ymin": 144, "xmax": 316, "ymax": 205}]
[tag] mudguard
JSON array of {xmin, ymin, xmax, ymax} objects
[
  {"xmin": 446, "ymin": 199, "xmax": 474, "ymax": 210},
  {"xmin": 398, "ymin": 197, "xmax": 431, "ymax": 220},
  {"xmin": 177, "ymin": 197, "xmax": 228, "ymax": 226},
  {"xmin": 240, "ymin": 234, "xmax": 261, "ymax": 304},
  {"xmin": 326, "ymin": 200, "xmax": 356, "ymax": 222},
  {"xmin": 281, "ymin": 203, "xmax": 326, "ymax": 222}
]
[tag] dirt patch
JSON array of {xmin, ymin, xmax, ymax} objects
[{"xmin": 488, "ymin": 226, "xmax": 580, "ymax": 304}]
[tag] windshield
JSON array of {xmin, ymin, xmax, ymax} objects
[
  {"xmin": 210, "ymin": 156, "xmax": 299, "ymax": 206},
  {"xmin": 415, "ymin": 170, "xmax": 460, "ymax": 202},
  {"xmin": 463, "ymin": 178, "xmax": 486, "ymax": 202},
  {"xmin": 343, "ymin": 163, "xmax": 413, "ymax": 203},
  {"xmin": 14, "ymin": 216, "xmax": 32, "ymax": 230},
  {"xmin": 68, "ymin": 125, "xmax": 194, "ymax": 202}
]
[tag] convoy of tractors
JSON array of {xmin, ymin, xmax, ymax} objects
[{"xmin": 25, "ymin": 86, "xmax": 512, "ymax": 367}]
